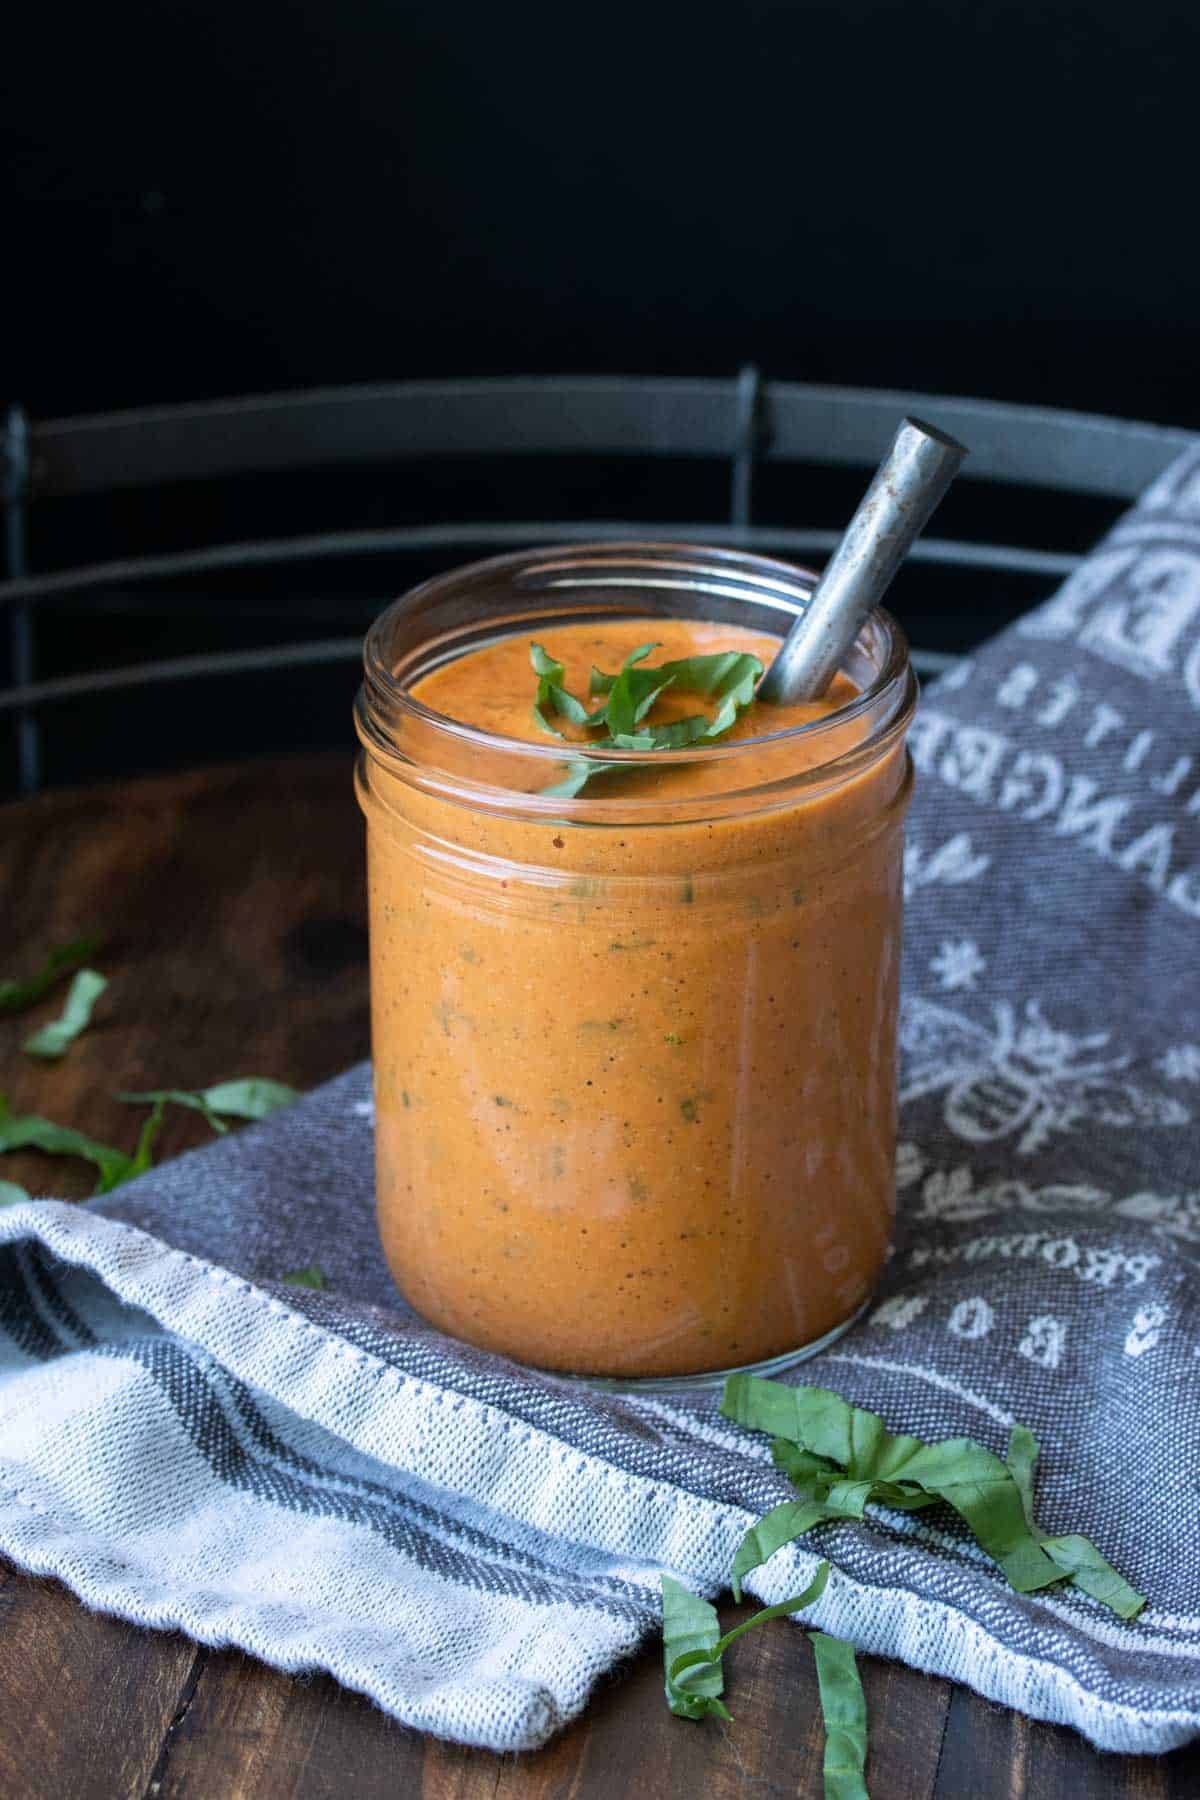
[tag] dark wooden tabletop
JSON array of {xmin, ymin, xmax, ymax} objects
[{"xmin": 1, "ymin": 752, "xmax": 1196, "ymax": 1800}]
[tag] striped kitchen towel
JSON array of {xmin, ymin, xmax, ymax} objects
[{"xmin": 2, "ymin": 444, "xmax": 1200, "ymax": 1753}]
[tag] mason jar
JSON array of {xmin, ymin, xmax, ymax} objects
[{"xmin": 355, "ymin": 543, "xmax": 916, "ymax": 1386}]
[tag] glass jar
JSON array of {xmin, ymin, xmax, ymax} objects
[{"xmin": 355, "ymin": 543, "xmax": 916, "ymax": 1387}]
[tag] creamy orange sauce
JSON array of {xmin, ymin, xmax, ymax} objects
[{"xmin": 362, "ymin": 619, "xmax": 909, "ymax": 1377}]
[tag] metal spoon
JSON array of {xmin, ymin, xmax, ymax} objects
[{"xmin": 757, "ymin": 416, "xmax": 967, "ymax": 705}]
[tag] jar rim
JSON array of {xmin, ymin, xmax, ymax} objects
[{"xmin": 359, "ymin": 541, "xmax": 915, "ymax": 785}]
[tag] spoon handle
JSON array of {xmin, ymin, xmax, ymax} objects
[{"xmin": 758, "ymin": 416, "xmax": 967, "ymax": 705}]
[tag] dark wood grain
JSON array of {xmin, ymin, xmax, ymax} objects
[
  {"xmin": 0, "ymin": 753, "xmax": 369, "ymax": 1199},
  {"xmin": 932, "ymin": 1683, "xmax": 1200, "ymax": 1800},
  {"xmin": 0, "ymin": 1564, "xmax": 200, "ymax": 1800},
  {"xmin": 147, "ymin": 1607, "xmax": 947, "ymax": 1800},
  {"xmin": 0, "ymin": 752, "xmax": 1197, "ymax": 1799}
]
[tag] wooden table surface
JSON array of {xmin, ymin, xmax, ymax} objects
[{"xmin": 1, "ymin": 752, "xmax": 1196, "ymax": 1800}]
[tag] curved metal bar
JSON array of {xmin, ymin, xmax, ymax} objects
[
  {"xmin": 0, "ymin": 638, "xmax": 366, "ymax": 713},
  {"xmin": 0, "ymin": 523, "xmax": 1082, "ymax": 610},
  {"xmin": 28, "ymin": 378, "xmax": 1196, "ymax": 502},
  {"xmin": 0, "ymin": 635, "xmax": 957, "ymax": 714}
]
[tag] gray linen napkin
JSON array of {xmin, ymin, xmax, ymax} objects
[{"xmin": 2, "ymin": 448, "xmax": 1200, "ymax": 1754}]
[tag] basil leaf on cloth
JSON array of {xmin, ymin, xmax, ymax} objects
[
  {"xmin": 723, "ymin": 1376, "xmax": 1140, "ymax": 1606},
  {"xmin": 730, "ymin": 1500, "xmax": 831, "ymax": 1601},
  {"xmin": 1006, "ymin": 1425, "xmax": 1146, "ymax": 1620},
  {"xmin": 282, "ymin": 1264, "xmax": 327, "ymax": 1290},
  {"xmin": 23, "ymin": 969, "xmax": 108, "ymax": 1060}
]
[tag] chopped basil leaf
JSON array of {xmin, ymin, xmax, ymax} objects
[
  {"xmin": 530, "ymin": 642, "xmax": 592, "ymax": 738},
  {"xmin": 604, "ymin": 646, "xmax": 672, "ymax": 738},
  {"xmin": 663, "ymin": 1562, "xmax": 830, "ymax": 1724},
  {"xmin": 283, "ymin": 1264, "xmax": 327, "ymax": 1289},
  {"xmin": 771, "ymin": 1439, "xmax": 843, "ymax": 1486},
  {"xmin": 542, "ymin": 757, "xmax": 621, "ymax": 800},
  {"xmin": 118, "ymin": 1089, "xmax": 228, "ymax": 1133},
  {"xmin": 665, "ymin": 1555, "xmax": 827, "ymax": 1720},
  {"xmin": 1006, "ymin": 1424, "xmax": 1146, "ymax": 1620},
  {"xmin": 772, "ymin": 1436, "xmax": 933, "ymax": 1515},
  {"xmin": 0, "ymin": 1093, "xmax": 136, "ymax": 1194},
  {"xmin": 661, "ymin": 1577, "xmax": 730, "ymax": 1721},
  {"xmin": 0, "ymin": 937, "xmax": 104, "ymax": 1016},
  {"xmin": 588, "ymin": 642, "xmax": 658, "ymax": 697},
  {"xmin": 731, "ymin": 1499, "xmax": 829, "ymax": 1601},
  {"xmin": 200, "ymin": 1078, "xmax": 299, "ymax": 1120},
  {"xmin": 118, "ymin": 1079, "xmax": 299, "ymax": 1132},
  {"xmin": 538, "ymin": 643, "xmax": 765, "ymax": 795},
  {"xmin": 0, "ymin": 1180, "xmax": 31, "ymax": 1207},
  {"xmin": 23, "ymin": 969, "xmax": 108, "ymax": 1060},
  {"xmin": 723, "ymin": 1375, "xmax": 1141, "ymax": 1605},
  {"xmin": 723, "ymin": 1375, "xmax": 1060, "ymax": 1592},
  {"xmin": 811, "ymin": 1632, "xmax": 870, "ymax": 1800},
  {"xmin": 732, "ymin": 1438, "xmax": 927, "ymax": 1600},
  {"xmin": 130, "ymin": 1100, "xmax": 167, "ymax": 1177},
  {"xmin": 653, "ymin": 651, "xmax": 763, "ymax": 702}
]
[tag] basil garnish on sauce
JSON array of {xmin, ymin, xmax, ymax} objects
[
  {"xmin": 534, "ymin": 642, "xmax": 765, "ymax": 797},
  {"xmin": 23, "ymin": 969, "xmax": 108, "ymax": 1060},
  {"xmin": 529, "ymin": 643, "xmax": 593, "ymax": 739}
]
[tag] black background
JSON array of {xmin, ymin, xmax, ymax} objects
[{"xmin": 3, "ymin": 0, "xmax": 1197, "ymax": 790}]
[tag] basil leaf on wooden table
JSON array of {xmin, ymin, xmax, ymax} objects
[
  {"xmin": 661, "ymin": 1577, "xmax": 731, "ymax": 1721},
  {"xmin": 118, "ymin": 1079, "xmax": 299, "ymax": 1134},
  {"xmin": 812, "ymin": 1631, "xmax": 870, "ymax": 1800},
  {"xmin": 663, "ymin": 1561, "xmax": 830, "ymax": 1723},
  {"xmin": 129, "ymin": 1100, "xmax": 167, "ymax": 1178},
  {"xmin": 200, "ymin": 1078, "xmax": 299, "ymax": 1120},
  {"xmin": 0, "ymin": 937, "xmax": 103, "ymax": 1015},
  {"xmin": 23, "ymin": 969, "xmax": 108, "ymax": 1060},
  {"xmin": 118, "ymin": 1088, "xmax": 229, "ymax": 1133},
  {"xmin": 0, "ymin": 1094, "xmax": 137, "ymax": 1194}
]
